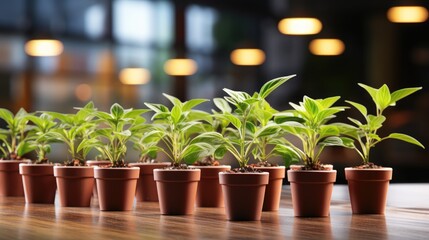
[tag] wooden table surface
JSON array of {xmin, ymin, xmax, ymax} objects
[{"xmin": 0, "ymin": 184, "xmax": 428, "ymax": 240}]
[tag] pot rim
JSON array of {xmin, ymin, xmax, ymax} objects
[
  {"xmin": 94, "ymin": 166, "xmax": 140, "ymax": 170},
  {"xmin": 54, "ymin": 166, "xmax": 94, "ymax": 169},
  {"xmin": 128, "ymin": 162, "xmax": 171, "ymax": 166},
  {"xmin": 153, "ymin": 168, "xmax": 201, "ymax": 172},
  {"xmin": 219, "ymin": 171, "xmax": 269, "ymax": 175},
  {"xmin": 19, "ymin": 163, "xmax": 55, "ymax": 166},
  {"xmin": 254, "ymin": 166, "xmax": 286, "ymax": 169},
  {"xmin": 289, "ymin": 164, "xmax": 334, "ymax": 172},
  {"xmin": 345, "ymin": 167, "xmax": 393, "ymax": 171},
  {"xmin": 189, "ymin": 165, "xmax": 231, "ymax": 169},
  {"xmin": 0, "ymin": 159, "xmax": 32, "ymax": 162}
]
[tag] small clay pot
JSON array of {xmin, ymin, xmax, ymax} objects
[
  {"xmin": 154, "ymin": 169, "xmax": 201, "ymax": 215},
  {"xmin": 287, "ymin": 165, "xmax": 337, "ymax": 217},
  {"xmin": 345, "ymin": 167, "xmax": 393, "ymax": 214},
  {"xmin": 85, "ymin": 160, "xmax": 111, "ymax": 198},
  {"xmin": 190, "ymin": 165, "xmax": 231, "ymax": 207},
  {"xmin": 0, "ymin": 159, "xmax": 31, "ymax": 197},
  {"xmin": 94, "ymin": 167, "xmax": 140, "ymax": 211},
  {"xmin": 219, "ymin": 172, "xmax": 269, "ymax": 221},
  {"xmin": 254, "ymin": 166, "xmax": 285, "ymax": 211},
  {"xmin": 128, "ymin": 162, "xmax": 171, "ymax": 202},
  {"xmin": 54, "ymin": 166, "xmax": 95, "ymax": 207},
  {"xmin": 19, "ymin": 163, "xmax": 57, "ymax": 204}
]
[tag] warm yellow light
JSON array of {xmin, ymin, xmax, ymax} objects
[
  {"xmin": 164, "ymin": 59, "xmax": 198, "ymax": 76},
  {"xmin": 387, "ymin": 6, "xmax": 428, "ymax": 23},
  {"xmin": 119, "ymin": 68, "xmax": 151, "ymax": 85},
  {"xmin": 230, "ymin": 48, "xmax": 266, "ymax": 66},
  {"xmin": 309, "ymin": 39, "xmax": 345, "ymax": 56},
  {"xmin": 278, "ymin": 18, "xmax": 322, "ymax": 35},
  {"xmin": 75, "ymin": 84, "xmax": 92, "ymax": 102},
  {"xmin": 25, "ymin": 39, "xmax": 64, "ymax": 57}
]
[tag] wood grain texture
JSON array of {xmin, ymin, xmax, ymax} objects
[{"xmin": 0, "ymin": 184, "xmax": 428, "ymax": 239}]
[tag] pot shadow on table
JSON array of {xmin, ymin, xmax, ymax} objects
[{"xmin": 292, "ymin": 216, "xmax": 333, "ymax": 240}]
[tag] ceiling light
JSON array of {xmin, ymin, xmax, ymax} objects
[
  {"xmin": 25, "ymin": 39, "xmax": 64, "ymax": 57},
  {"xmin": 309, "ymin": 39, "xmax": 345, "ymax": 56},
  {"xmin": 164, "ymin": 59, "xmax": 198, "ymax": 76},
  {"xmin": 278, "ymin": 18, "xmax": 322, "ymax": 35},
  {"xmin": 387, "ymin": 6, "xmax": 428, "ymax": 23},
  {"xmin": 230, "ymin": 48, "xmax": 266, "ymax": 66},
  {"xmin": 119, "ymin": 68, "xmax": 151, "ymax": 85}
]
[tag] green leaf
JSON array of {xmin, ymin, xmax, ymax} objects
[
  {"xmin": 320, "ymin": 96, "xmax": 340, "ymax": 108},
  {"xmin": 302, "ymin": 96, "xmax": 319, "ymax": 116},
  {"xmin": 187, "ymin": 110, "xmax": 213, "ymax": 124},
  {"xmin": 213, "ymin": 98, "xmax": 232, "ymax": 113},
  {"xmin": 358, "ymin": 83, "xmax": 378, "ymax": 104},
  {"xmin": 272, "ymin": 145, "xmax": 301, "ymax": 167},
  {"xmin": 367, "ymin": 115, "xmax": 386, "ymax": 131},
  {"xmin": 255, "ymin": 124, "xmax": 280, "ymax": 138},
  {"xmin": 124, "ymin": 109, "xmax": 149, "ymax": 119},
  {"xmin": 223, "ymin": 113, "xmax": 241, "ymax": 129},
  {"xmin": 163, "ymin": 93, "xmax": 183, "ymax": 108},
  {"xmin": 346, "ymin": 100, "xmax": 367, "ymax": 117},
  {"xmin": 348, "ymin": 117, "xmax": 364, "ymax": 127},
  {"xmin": 237, "ymin": 102, "xmax": 249, "ymax": 112},
  {"xmin": 258, "ymin": 75, "xmax": 295, "ymax": 99},
  {"xmin": 246, "ymin": 122, "xmax": 256, "ymax": 134},
  {"xmin": 110, "ymin": 103, "xmax": 125, "ymax": 119},
  {"xmin": 144, "ymin": 103, "xmax": 169, "ymax": 113},
  {"xmin": 0, "ymin": 108, "xmax": 14, "ymax": 125},
  {"xmin": 375, "ymin": 84, "xmax": 391, "ymax": 111},
  {"xmin": 319, "ymin": 125, "xmax": 339, "ymax": 139},
  {"xmin": 170, "ymin": 105, "xmax": 182, "ymax": 124},
  {"xmin": 386, "ymin": 133, "xmax": 425, "ymax": 149},
  {"xmin": 320, "ymin": 136, "xmax": 344, "ymax": 146},
  {"xmin": 16, "ymin": 141, "xmax": 36, "ymax": 157},
  {"xmin": 183, "ymin": 143, "xmax": 213, "ymax": 164},
  {"xmin": 214, "ymin": 146, "xmax": 227, "ymax": 160},
  {"xmin": 183, "ymin": 99, "xmax": 208, "ymax": 112},
  {"xmin": 390, "ymin": 87, "xmax": 422, "ymax": 105},
  {"xmin": 340, "ymin": 137, "xmax": 356, "ymax": 148},
  {"xmin": 191, "ymin": 132, "xmax": 224, "ymax": 145}
]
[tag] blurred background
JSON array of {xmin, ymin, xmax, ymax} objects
[{"xmin": 0, "ymin": 0, "xmax": 428, "ymax": 182}]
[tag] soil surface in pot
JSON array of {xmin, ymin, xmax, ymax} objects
[
  {"xmin": 193, "ymin": 156, "xmax": 220, "ymax": 166},
  {"xmin": 353, "ymin": 162, "xmax": 383, "ymax": 169}
]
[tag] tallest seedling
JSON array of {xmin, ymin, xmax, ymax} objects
[
  {"xmin": 195, "ymin": 75, "xmax": 296, "ymax": 170},
  {"xmin": 342, "ymin": 83, "xmax": 425, "ymax": 166}
]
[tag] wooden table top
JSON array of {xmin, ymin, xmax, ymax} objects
[{"xmin": 0, "ymin": 184, "xmax": 428, "ymax": 239}]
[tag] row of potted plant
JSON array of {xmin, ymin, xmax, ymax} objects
[{"xmin": 0, "ymin": 74, "xmax": 424, "ymax": 221}]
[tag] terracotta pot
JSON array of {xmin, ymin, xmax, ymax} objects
[
  {"xmin": 85, "ymin": 160, "xmax": 111, "ymax": 198},
  {"xmin": 19, "ymin": 163, "xmax": 57, "ymax": 204},
  {"xmin": 128, "ymin": 162, "xmax": 171, "ymax": 202},
  {"xmin": 287, "ymin": 165, "xmax": 337, "ymax": 217},
  {"xmin": 54, "ymin": 166, "xmax": 95, "ymax": 207},
  {"xmin": 154, "ymin": 169, "xmax": 201, "ymax": 215},
  {"xmin": 0, "ymin": 159, "xmax": 31, "ymax": 197},
  {"xmin": 254, "ymin": 166, "xmax": 285, "ymax": 211},
  {"xmin": 219, "ymin": 172, "xmax": 269, "ymax": 221},
  {"xmin": 94, "ymin": 167, "xmax": 140, "ymax": 211},
  {"xmin": 190, "ymin": 165, "xmax": 231, "ymax": 207},
  {"xmin": 345, "ymin": 167, "xmax": 393, "ymax": 214}
]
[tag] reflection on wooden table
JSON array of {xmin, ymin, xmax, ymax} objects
[{"xmin": 0, "ymin": 184, "xmax": 428, "ymax": 239}]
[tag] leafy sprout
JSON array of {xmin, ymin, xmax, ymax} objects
[
  {"xmin": 26, "ymin": 113, "xmax": 58, "ymax": 163},
  {"xmin": 339, "ymin": 83, "xmax": 424, "ymax": 166},
  {"xmin": 91, "ymin": 103, "xmax": 148, "ymax": 167},
  {"xmin": 0, "ymin": 108, "xmax": 34, "ymax": 160},
  {"xmin": 193, "ymin": 75, "xmax": 296, "ymax": 169},
  {"xmin": 46, "ymin": 102, "xmax": 98, "ymax": 166},
  {"xmin": 274, "ymin": 95, "xmax": 352, "ymax": 169},
  {"xmin": 144, "ymin": 94, "xmax": 214, "ymax": 167}
]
